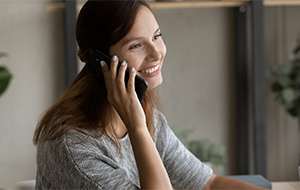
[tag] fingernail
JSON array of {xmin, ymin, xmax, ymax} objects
[
  {"xmin": 121, "ymin": 60, "xmax": 126, "ymax": 66},
  {"xmin": 112, "ymin": 55, "xmax": 117, "ymax": 61},
  {"xmin": 131, "ymin": 67, "xmax": 135, "ymax": 72},
  {"xmin": 100, "ymin": 61, "xmax": 105, "ymax": 67}
]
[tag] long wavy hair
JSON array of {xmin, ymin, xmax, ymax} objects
[{"xmin": 33, "ymin": 0, "xmax": 161, "ymax": 148}]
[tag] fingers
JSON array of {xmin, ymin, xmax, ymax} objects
[
  {"xmin": 110, "ymin": 55, "xmax": 118, "ymax": 78},
  {"xmin": 100, "ymin": 60, "xmax": 110, "ymax": 87},
  {"xmin": 99, "ymin": 56, "xmax": 144, "ymax": 128},
  {"xmin": 100, "ymin": 55, "xmax": 135, "ymax": 97},
  {"xmin": 117, "ymin": 60, "xmax": 127, "ymax": 91},
  {"xmin": 100, "ymin": 55, "xmax": 125, "ymax": 88},
  {"xmin": 127, "ymin": 67, "xmax": 136, "ymax": 93}
]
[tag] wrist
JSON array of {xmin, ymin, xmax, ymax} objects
[{"xmin": 127, "ymin": 123, "xmax": 148, "ymax": 136}]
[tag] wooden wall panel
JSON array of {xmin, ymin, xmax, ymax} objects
[{"xmin": 265, "ymin": 6, "xmax": 300, "ymax": 181}]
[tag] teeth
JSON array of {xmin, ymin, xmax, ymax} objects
[{"xmin": 140, "ymin": 65, "xmax": 159, "ymax": 74}]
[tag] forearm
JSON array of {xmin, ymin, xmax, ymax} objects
[
  {"xmin": 204, "ymin": 174, "xmax": 269, "ymax": 190},
  {"xmin": 129, "ymin": 126, "xmax": 172, "ymax": 190}
]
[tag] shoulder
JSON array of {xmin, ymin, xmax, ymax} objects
[
  {"xmin": 152, "ymin": 110, "xmax": 176, "ymax": 151},
  {"xmin": 37, "ymin": 129, "xmax": 119, "ymax": 168},
  {"xmin": 36, "ymin": 130, "xmax": 121, "ymax": 189},
  {"xmin": 153, "ymin": 109, "xmax": 168, "ymax": 129}
]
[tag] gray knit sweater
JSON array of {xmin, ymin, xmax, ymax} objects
[{"xmin": 35, "ymin": 111, "xmax": 213, "ymax": 189}]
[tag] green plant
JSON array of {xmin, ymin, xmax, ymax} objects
[
  {"xmin": 187, "ymin": 139, "xmax": 226, "ymax": 166},
  {"xmin": 175, "ymin": 129, "xmax": 226, "ymax": 167},
  {"xmin": 267, "ymin": 42, "xmax": 300, "ymax": 117},
  {"xmin": 0, "ymin": 52, "xmax": 12, "ymax": 96}
]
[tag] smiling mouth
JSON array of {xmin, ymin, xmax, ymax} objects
[{"xmin": 139, "ymin": 65, "xmax": 159, "ymax": 74}]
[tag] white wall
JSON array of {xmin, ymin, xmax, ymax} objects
[
  {"xmin": 0, "ymin": 1, "xmax": 64, "ymax": 188},
  {"xmin": 154, "ymin": 7, "xmax": 237, "ymax": 175}
]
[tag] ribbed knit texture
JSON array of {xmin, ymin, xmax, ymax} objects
[{"xmin": 35, "ymin": 111, "xmax": 213, "ymax": 189}]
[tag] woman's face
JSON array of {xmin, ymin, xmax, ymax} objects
[{"xmin": 110, "ymin": 6, "xmax": 167, "ymax": 89}]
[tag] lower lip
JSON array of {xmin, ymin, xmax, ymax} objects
[{"xmin": 139, "ymin": 66, "xmax": 161, "ymax": 78}]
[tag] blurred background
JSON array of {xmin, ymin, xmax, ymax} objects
[{"xmin": 0, "ymin": 0, "xmax": 300, "ymax": 189}]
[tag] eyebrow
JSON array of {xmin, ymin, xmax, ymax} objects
[{"xmin": 121, "ymin": 27, "xmax": 161, "ymax": 46}]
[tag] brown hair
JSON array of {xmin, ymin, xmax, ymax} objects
[{"xmin": 33, "ymin": 0, "xmax": 161, "ymax": 147}]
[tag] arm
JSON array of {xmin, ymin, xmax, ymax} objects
[
  {"xmin": 129, "ymin": 126, "xmax": 172, "ymax": 189},
  {"xmin": 204, "ymin": 174, "xmax": 269, "ymax": 190},
  {"xmin": 101, "ymin": 57, "xmax": 172, "ymax": 189}
]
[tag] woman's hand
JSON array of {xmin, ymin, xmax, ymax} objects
[
  {"xmin": 101, "ymin": 55, "xmax": 172, "ymax": 190},
  {"xmin": 100, "ymin": 55, "xmax": 146, "ymax": 131}
]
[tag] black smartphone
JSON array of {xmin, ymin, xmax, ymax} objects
[{"xmin": 89, "ymin": 49, "xmax": 148, "ymax": 102}]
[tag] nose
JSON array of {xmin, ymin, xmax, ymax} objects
[{"xmin": 146, "ymin": 43, "xmax": 161, "ymax": 62}]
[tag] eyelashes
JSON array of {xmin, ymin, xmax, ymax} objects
[
  {"xmin": 154, "ymin": 33, "xmax": 162, "ymax": 40},
  {"xmin": 129, "ymin": 43, "xmax": 142, "ymax": 50},
  {"xmin": 128, "ymin": 33, "xmax": 163, "ymax": 50}
]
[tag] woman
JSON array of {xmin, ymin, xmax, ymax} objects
[{"xmin": 34, "ymin": 0, "xmax": 267, "ymax": 189}]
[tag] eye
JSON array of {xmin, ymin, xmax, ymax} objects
[
  {"xmin": 129, "ymin": 43, "xmax": 142, "ymax": 50},
  {"xmin": 153, "ymin": 33, "xmax": 162, "ymax": 40}
]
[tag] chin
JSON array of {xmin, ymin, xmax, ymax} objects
[{"xmin": 147, "ymin": 77, "xmax": 163, "ymax": 90}]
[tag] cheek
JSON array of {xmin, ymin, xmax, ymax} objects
[
  {"xmin": 159, "ymin": 40, "xmax": 167, "ymax": 57},
  {"xmin": 125, "ymin": 55, "xmax": 143, "ymax": 69},
  {"xmin": 110, "ymin": 49, "xmax": 141, "ymax": 68}
]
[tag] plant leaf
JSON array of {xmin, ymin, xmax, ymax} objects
[
  {"xmin": 271, "ymin": 82, "xmax": 282, "ymax": 92},
  {"xmin": 0, "ymin": 66, "xmax": 12, "ymax": 96},
  {"xmin": 283, "ymin": 101, "xmax": 293, "ymax": 109},
  {"xmin": 278, "ymin": 65, "xmax": 291, "ymax": 75},
  {"xmin": 295, "ymin": 75, "xmax": 300, "ymax": 84},
  {"xmin": 266, "ymin": 69, "xmax": 274, "ymax": 78},
  {"xmin": 294, "ymin": 44, "xmax": 300, "ymax": 54},
  {"xmin": 288, "ymin": 107, "xmax": 298, "ymax": 117},
  {"xmin": 282, "ymin": 88, "xmax": 296, "ymax": 103},
  {"xmin": 278, "ymin": 76, "xmax": 291, "ymax": 87}
]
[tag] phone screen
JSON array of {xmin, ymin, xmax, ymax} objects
[{"xmin": 89, "ymin": 49, "xmax": 148, "ymax": 102}]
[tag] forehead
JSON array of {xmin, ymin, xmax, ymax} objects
[{"xmin": 121, "ymin": 6, "xmax": 159, "ymax": 41}]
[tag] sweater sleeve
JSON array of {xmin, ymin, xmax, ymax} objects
[
  {"xmin": 155, "ymin": 113, "xmax": 213, "ymax": 190},
  {"xmin": 35, "ymin": 131, "xmax": 140, "ymax": 190}
]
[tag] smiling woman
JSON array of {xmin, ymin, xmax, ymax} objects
[
  {"xmin": 110, "ymin": 5, "xmax": 166, "ymax": 90},
  {"xmin": 33, "ymin": 0, "xmax": 268, "ymax": 189}
]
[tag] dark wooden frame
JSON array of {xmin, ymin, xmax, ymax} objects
[
  {"xmin": 250, "ymin": 0, "xmax": 267, "ymax": 177},
  {"xmin": 63, "ymin": 0, "xmax": 78, "ymax": 88},
  {"xmin": 235, "ymin": 5, "xmax": 249, "ymax": 175},
  {"xmin": 235, "ymin": 0, "xmax": 267, "ymax": 177}
]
